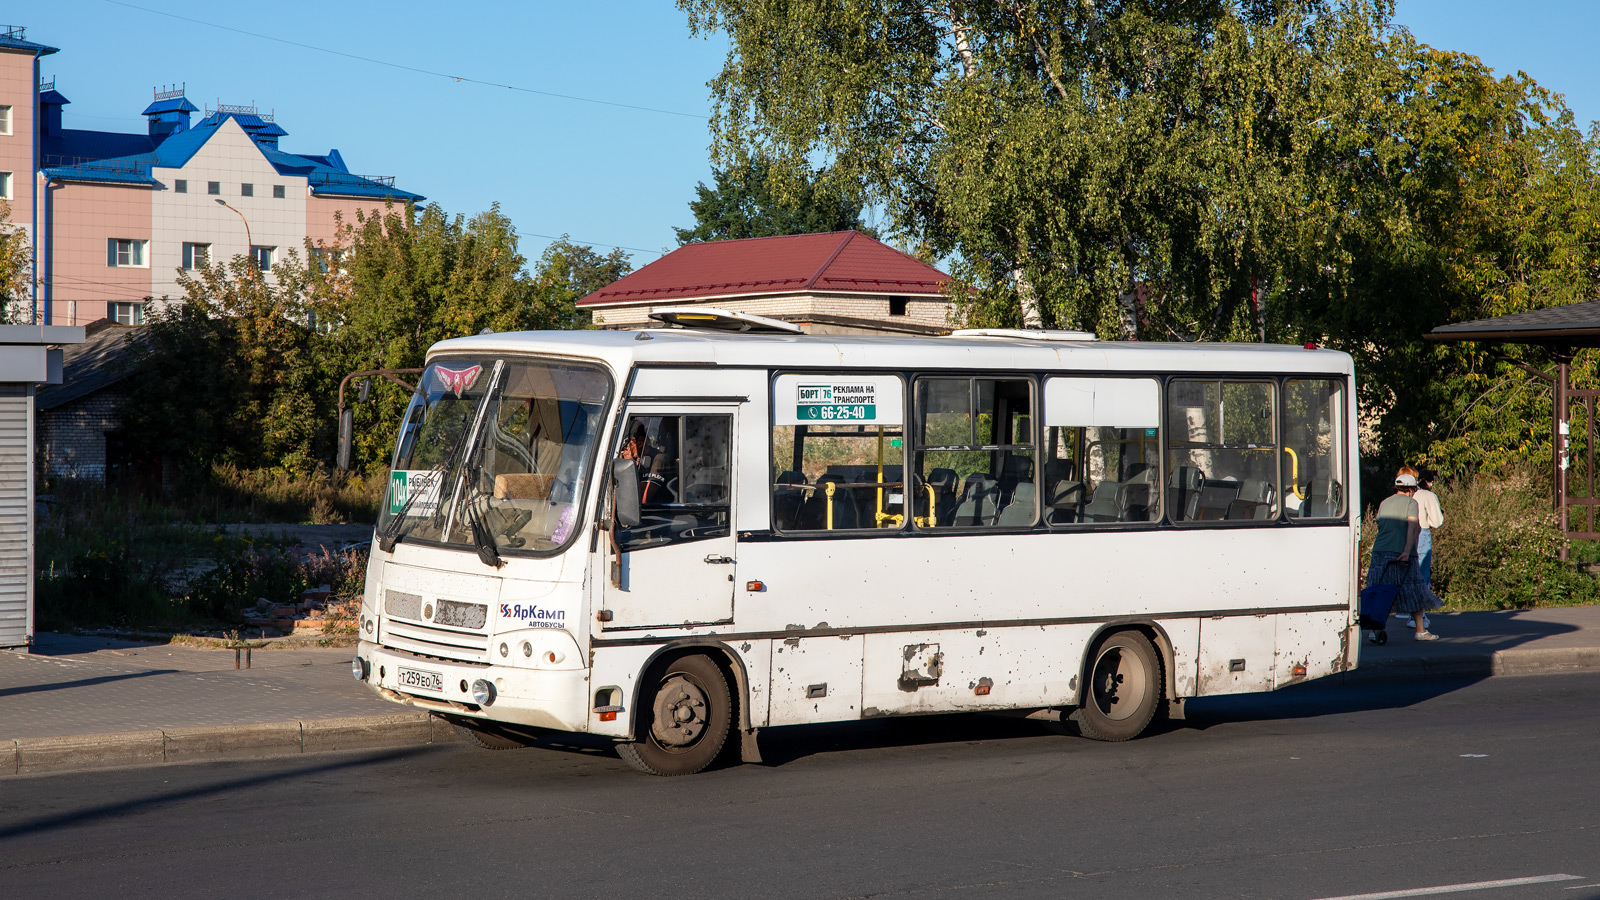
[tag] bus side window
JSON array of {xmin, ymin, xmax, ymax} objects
[
  {"xmin": 914, "ymin": 377, "xmax": 1034, "ymax": 528},
  {"xmin": 1166, "ymin": 379, "xmax": 1278, "ymax": 523},
  {"xmin": 1283, "ymin": 379, "xmax": 1347, "ymax": 518},
  {"xmin": 616, "ymin": 414, "xmax": 731, "ymax": 550},
  {"xmin": 771, "ymin": 423, "xmax": 906, "ymax": 532},
  {"xmin": 1040, "ymin": 377, "xmax": 1161, "ymax": 527}
]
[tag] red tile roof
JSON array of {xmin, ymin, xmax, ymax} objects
[{"xmin": 576, "ymin": 230, "xmax": 950, "ymax": 307}]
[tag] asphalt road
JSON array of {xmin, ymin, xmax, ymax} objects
[{"xmin": 1, "ymin": 673, "xmax": 1598, "ymax": 900}]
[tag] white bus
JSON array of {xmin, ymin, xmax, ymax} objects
[{"xmin": 352, "ymin": 310, "xmax": 1359, "ymax": 775}]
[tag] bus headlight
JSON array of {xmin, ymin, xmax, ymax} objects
[
  {"xmin": 351, "ymin": 657, "xmax": 369, "ymax": 682},
  {"xmin": 471, "ymin": 679, "xmax": 496, "ymax": 707}
]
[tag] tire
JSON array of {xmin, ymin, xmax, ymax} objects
[
  {"xmin": 617, "ymin": 655, "xmax": 731, "ymax": 776},
  {"xmin": 446, "ymin": 716, "xmax": 531, "ymax": 750},
  {"xmin": 1075, "ymin": 631, "xmax": 1163, "ymax": 742}
]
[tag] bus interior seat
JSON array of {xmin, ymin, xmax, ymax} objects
[
  {"xmin": 1232, "ymin": 479, "xmax": 1276, "ymax": 520},
  {"xmin": 773, "ymin": 470, "xmax": 806, "ymax": 530},
  {"xmin": 1083, "ymin": 481, "xmax": 1124, "ymax": 522},
  {"xmin": 927, "ymin": 467, "xmax": 959, "ymax": 524},
  {"xmin": 996, "ymin": 481, "xmax": 1037, "ymax": 526},
  {"xmin": 1120, "ymin": 465, "xmax": 1156, "ymax": 521},
  {"xmin": 1195, "ymin": 479, "xmax": 1241, "ymax": 520},
  {"xmin": 952, "ymin": 473, "xmax": 999, "ymax": 526},
  {"xmin": 999, "ymin": 455, "xmax": 1033, "ymax": 499},
  {"xmin": 799, "ymin": 473, "xmax": 858, "ymax": 529},
  {"xmin": 1167, "ymin": 466, "xmax": 1204, "ymax": 521}
]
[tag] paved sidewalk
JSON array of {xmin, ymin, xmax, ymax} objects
[{"xmin": 5, "ymin": 606, "xmax": 1600, "ymax": 776}]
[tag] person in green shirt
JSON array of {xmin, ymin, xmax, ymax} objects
[{"xmin": 1367, "ymin": 472, "xmax": 1443, "ymax": 640}]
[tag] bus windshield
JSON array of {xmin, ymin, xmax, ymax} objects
[{"xmin": 380, "ymin": 357, "xmax": 612, "ymax": 554}]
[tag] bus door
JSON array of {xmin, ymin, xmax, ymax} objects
[{"xmin": 600, "ymin": 404, "xmax": 738, "ymax": 630}]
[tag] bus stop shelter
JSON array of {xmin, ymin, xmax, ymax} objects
[{"xmin": 1427, "ymin": 301, "xmax": 1600, "ymax": 557}]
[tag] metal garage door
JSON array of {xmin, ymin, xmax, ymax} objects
[{"xmin": 0, "ymin": 385, "xmax": 32, "ymax": 649}]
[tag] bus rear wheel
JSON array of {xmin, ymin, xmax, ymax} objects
[
  {"xmin": 617, "ymin": 655, "xmax": 731, "ymax": 776},
  {"xmin": 1076, "ymin": 631, "xmax": 1163, "ymax": 742}
]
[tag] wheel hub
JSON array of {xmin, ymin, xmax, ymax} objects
[
  {"xmin": 651, "ymin": 675, "xmax": 708, "ymax": 747},
  {"xmin": 1091, "ymin": 647, "xmax": 1146, "ymax": 722}
]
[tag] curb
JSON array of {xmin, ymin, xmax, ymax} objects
[
  {"xmin": 1, "ymin": 713, "xmax": 461, "ymax": 778},
  {"xmin": 1344, "ymin": 646, "xmax": 1600, "ymax": 684}
]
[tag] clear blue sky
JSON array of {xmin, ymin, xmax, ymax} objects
[{"xmin": 19, "ymin": 1, "xmax": 1600, "ymax": 270}]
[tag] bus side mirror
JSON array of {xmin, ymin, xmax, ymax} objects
[
  {"xmin": 337, "ymin": 407, "xmax": 354, "ymax": 472},
  {"xmin": 611, "ymin": 458, "xmax": 641, "ymax": 528}
]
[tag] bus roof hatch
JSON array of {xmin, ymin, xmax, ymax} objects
[{"xmin": 647, "ymin": 307, "xmax": 805, "ymax": 335}]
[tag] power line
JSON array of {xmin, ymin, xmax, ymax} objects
[{"xmin": 101, "ymin": 0, "xmax": 710, "ymax": 121}]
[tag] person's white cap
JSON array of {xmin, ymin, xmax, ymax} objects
[{"xmin": 1395, "ymin": 473, "xmax": 1418, "ymax": 488}]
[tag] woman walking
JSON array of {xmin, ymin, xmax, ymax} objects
[{"xmin": 1369, "ymin": 472, "xmax": 1444, "ymax": 641}]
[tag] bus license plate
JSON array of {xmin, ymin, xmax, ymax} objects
[{"xmin": 397, "ymin": 666, "xmax": 444, "ymax": 693}]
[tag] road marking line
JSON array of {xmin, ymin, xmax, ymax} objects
[
  {"xmin": 1563, "ymin": 886, "xmax": 1600, "ymax": 891},
  {"xmin": 1308, "ymin": 874, "xmax": 1585, "ymax": 900}
]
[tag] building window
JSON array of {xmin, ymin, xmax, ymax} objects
[
  {"xmin": 252, "ymin": 245, "xmax": 275, "ymax": 272},
  {"xmin": 240, "ymin": 183, "xmax": 253, "ymax": 197},
  {"xmin": 0, "ymin": 171, "xmax": 11, "ymax": 201},
  {"xmin": 272, "ymin": 184, "xmax": 285, "ymax": 199},
  {"xmin": 182, "ymin": 242, "xmax": 210, "ymax": 270},
  {"xmin": 107, "ymin": 238, "xmax": 149, "ymax": 268},
  {"xmin": 174, "ymin": 179, "xmax": 187, "ymax": 194},
  {"xmin": 0, "ymin": 106, "xmax": 10, "ymax": 136},
  {"xmin": 889, "ymin": 296, "xmax": 908, "ymax": 317},
  {"xmin": 207, "ymin": 181, "xmax": 220, "ymax": 195},
  {"xmin": 109, "ymin": 302, "xmax": 145, "ymax": 326}
]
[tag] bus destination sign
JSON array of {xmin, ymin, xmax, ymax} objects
[{"xmin": 797, "ymin": 383, "xmax": 877, "ymax": 421}]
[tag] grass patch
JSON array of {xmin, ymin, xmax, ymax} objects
[{"xmin": 35, "ymin": 465, "xmax": 379, "ymax": 632}]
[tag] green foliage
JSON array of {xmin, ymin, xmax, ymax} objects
[
  {"xmin": 683, "ymin": 0, "xmax": 1600, "ymax": 481},
  {"xmin": 1427, "ymin": 466, "xmax": 1600, "ymax": 609},
  {"xmin": 675, "ymin": 157, "xmax": 878, "ymax": 243},
  {"xmin": 0, "ymin": 199, "xmax": 32, "ymax": 322},
  {"xmin": 34, "ymin": 545, "xmax": 178, "ymax": 631},
  {"xmin": 184, "ymin": 540, "xmax": 307, "ymax": 621},
  {"xmin": 120, "ymin": 202, "xmax": 626, "ymax": 476}
]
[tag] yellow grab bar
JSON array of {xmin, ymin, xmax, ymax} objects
[
  {"xmin": 1283, "ymin": 447, "xmax": 1306, "ymax": 500},
  {"xmin": 825, "ymin": 480, "xmax": 835, "ymax": 530}
]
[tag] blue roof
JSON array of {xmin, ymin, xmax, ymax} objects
[
  {"xmin": 142, "ymin": 96, "xmax": 199, "ymax": 116},
  {"xmin": 41, "ymin": 111, "xmax": 424, "ymax": 201},
  {"xmin": 42, "ymin": 129, "xmax": 156, "ymax": 167},
  {"xmin": 39, "ymin": 88, "xmax": 69, "ymax": 105},
  {"xmin": 0, "ymin": 34, "xmax": 58, "ymax": 55}
]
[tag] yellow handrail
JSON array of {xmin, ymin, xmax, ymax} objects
[
  {"xmin": 1283, "ymin": 447, "xmax": 1306, "ymax": 500},
  {"xmin": 825, "ymin": 480, "xmax": 835, "ymax": 530}
]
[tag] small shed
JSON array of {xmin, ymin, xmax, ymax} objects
[
  {"xmin": 577, "ymin": 230, "xmax": 954, "ymax": 335},
  {"xmin": 0, "ymin": 324, "xmax": 86, "ymax": 650}
]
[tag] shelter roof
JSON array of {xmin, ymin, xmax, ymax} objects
[
  {"xmin": 577, "ymin": 231, "xmax": 951, "ymax": 307},
  {"xmin": 35, "ymin": 321, "xmax": 144, "ymax": 412},
  {"xmin": 1426, "ymin": 301, "xmax": 1600, "ymax": 346}
]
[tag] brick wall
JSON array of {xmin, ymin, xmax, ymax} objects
[
  {"xmin": 589, "ymin": 292, "xmax": 956, "ymax": 331},
  {"xmin": 37, "ymin": 390, "xmax": 121, "ymax": 482}
]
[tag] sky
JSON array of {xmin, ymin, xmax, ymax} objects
[{"xmin": 18, "ymin": 1, "xmax": 1600, "ymax": 271}]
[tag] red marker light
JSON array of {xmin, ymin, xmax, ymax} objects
[
  {"xmin": 974, "ymin": 685, "xmax": 991, "ymax": 696},
  {"xmin": 598, "ymin": 711, "xmax": 617, "ymax": 722},
  {"xmin": 1303, "ymin": 342, "xmax": 1319, "ymax": 350},
  {"xmin": 746, "ymin": 580, "xmax": 765, "ymax": 592}
]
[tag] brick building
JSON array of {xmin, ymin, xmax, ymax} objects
[
  {"xmin": 33, "ymin": 320, "xmax": 142, "ymax": 483},
  {"xmin": 577, "ymin": 230, "xmax": 955, "ymax": 335}
]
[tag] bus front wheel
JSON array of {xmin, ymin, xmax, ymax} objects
[
  {"xmin": 1075, "ymin": 631, "xmax": 1163, "ymax": 742},
  {"xmin": 617, "ymin": 655, "xmax": 731, "ymax": 776}
]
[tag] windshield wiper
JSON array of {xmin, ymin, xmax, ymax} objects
[{"xmin": 464, "ymin": 494, "xmax": 503, "ymax": 568}]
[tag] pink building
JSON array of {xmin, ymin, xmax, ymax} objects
[{"xmin": 1, "ymin": 25, "xmax": 423, "ymax": 326}]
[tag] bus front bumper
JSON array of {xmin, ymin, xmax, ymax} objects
[{"xmin": 356, "ymin": 640, "xmax": 590, "ymax": 733}]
